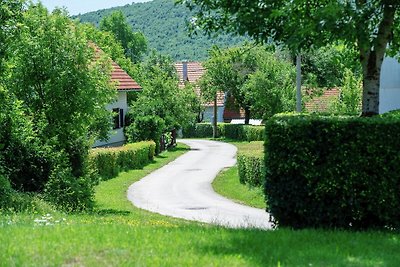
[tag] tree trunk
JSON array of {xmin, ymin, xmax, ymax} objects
[
  {"xmin": 358, "ymin": 4, "xmax": 396, "ymax": 116},
  {"xmin": 362, "ymin": 70, "xmax": 381, "ymax": 116},
  {"xmin": 244, "ymin": 106, "xmax": 250, "ymax": 125}
]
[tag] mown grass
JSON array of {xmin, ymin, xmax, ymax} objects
[
  {"xmin": 212, "ymin": 140, "xmax": 265, "ymax": 209},
  {"xmin": 1, "ymin": 142, "xmax": 400, "ymax": 266},
  {"xmin": 212, "ymin": 166, "xmax": 265, "ymax": 209}
]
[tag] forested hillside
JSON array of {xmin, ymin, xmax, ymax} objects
[{"xmin": 76, "ymin": 0, "xmax": 246, "ymax": 61}]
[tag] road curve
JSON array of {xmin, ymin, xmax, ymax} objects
[{"xmin": 127, "ymin": 139, "xmax": 272, "ymax": 229}]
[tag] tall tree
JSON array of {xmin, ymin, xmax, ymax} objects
[
  {"xmin": 7, "ymin": 4, "xmax": 116, "ymax": 179},
  {"xmin": 100, "ymin": 11, "xmax": 148, "ymax": 63},
  {"xmin": 125, "ymin": 52, "xmax": 199, "ymax": 151},
  {"xmin": 0, "ymin": 0, "xmax": 23, "ymax": 73},
  {"xmin": 200, "ymin": 45, "xmax": 255, "ymax": 124},
  {"xmin": 201, "ymin": 45, "xmax": 296, "ymax": 122},
  {"xmin": 179, "ymin": 0, "xmax": 400, "ymax": 116}
]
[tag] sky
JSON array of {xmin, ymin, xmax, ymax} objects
[{"xmin": 36, "ymin": 0, "xmax": 151, "ymax": 15}]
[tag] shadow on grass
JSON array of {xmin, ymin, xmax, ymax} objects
[{"xmin": 194, "ymin": 228, "xmax": 399, "ymax": 266}]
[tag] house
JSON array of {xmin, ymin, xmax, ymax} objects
[
  {"xmin": 305, "ymin": 88, "xmax": 341, "ymax": 113},
  {"xmin": 93, "ymin": 57, "xmax": 141, "ymax": 147},
  {"xmin": 175, "ymin": 61, "xmax": 245, "ymax": 122},
  {"xmin": 379, "ymin": 57, "xmax": 400, "ymax": 114},
  {"xmin": 305, "ymin": 56, "xmax": 400, "ymax": 114}
]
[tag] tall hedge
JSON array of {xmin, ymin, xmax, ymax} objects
[
  {"xmin": 183, "ymin": 123, "xmax": 264, "ymax": 141},
  {"xmin": 90, "ymin": 141, "xmax": 156, "ymax": 180},
  {"xmin": 265, "ymin": 113, "xmax": 400, "ymax": 230}
]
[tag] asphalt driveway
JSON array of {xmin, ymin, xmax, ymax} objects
[{"xmin": 127, "ymin": 139, "xmax": 272, "ymax": 229}]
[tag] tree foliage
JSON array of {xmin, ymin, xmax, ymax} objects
[
  {"xmin": 99, "ymin": 10, "xmax": 148, "ymax": 63},
  {"xmin": 77, "ymin": 0, "xmax": 247, "ymax": 61},
  {"xmin": 179, "ymin": 0, "xmax": 400, "ymax": 115},
  {"xmin": 1, "ymin": 4, "xmax": 116, "ymax": 210},
  {"xmin": 328, "ymin": 69, "xmax": 363, "ymax": 115},
  {"xmin": 126, "ymin": 52, "xmax": 199, "ymax": 149},
  {"xmin": 0, "ymin": 0, "xmax": 23, "ymax": 72},
  {"xmin": 200, "ymin": 45, "xmax": 296, "ymax": 122}
]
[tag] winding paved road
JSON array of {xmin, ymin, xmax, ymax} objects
[{"xmin": 127, "ymin": 139, "xmax": 272, "ymax": 229}]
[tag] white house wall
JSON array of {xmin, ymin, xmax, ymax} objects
[
  {"xmin": 93, "ymin": 91, "xmax": 128, "ymax": 147},
  {"xmin": 203, "ymin": 106, "xmax": 225, "ymax": 122},
  {"xmin": 380, "ymin": 57, "xmax": 400, "ymax": 114}
]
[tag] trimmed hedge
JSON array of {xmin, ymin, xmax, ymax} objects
[
  {"xmin": 90, "ymin": 141, "xmax": 156, "ymax": 180},
  {"xmin": 237, "ymin": 153, "xmax": 264, "ymax": 187},
  {"xmin": 265, "ymin": 113, "xmax": 400, "ymax": 230},
  {"xmin": 183, "ymin": 123, "xmax": 264, "ymax": 141}
]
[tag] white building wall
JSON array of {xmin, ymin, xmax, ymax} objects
[
  {"xmin": 93, "ymin": 91, "xmax": 128, "ymax": 147},
  {"xmin": 203, "ymin": 106, "xmax": 225, "ymax": 122},
  {"xmin": 380, "ymin": 57, "xmax": 400, "ymax": 114}
]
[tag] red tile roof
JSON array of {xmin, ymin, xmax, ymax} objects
[
  {"xmin": 92, "ymin": 44, "xmax": 141, "ymax": 91},
  {"xmin": 111, "ymin": 61, "xmax": 141, "ymax": 91},
  {"xmin": 175, "ymin": 61, "xmax": 204, "ymax": 84},
  {"xmin": 175, "ymin": 61, "xmax": 225, "ymax": 107},
  {"xmin": 305, "ymin": 88, "xmax": 340, "ymax": 112}
]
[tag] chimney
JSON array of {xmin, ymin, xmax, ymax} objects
[{"xmin": 182, "ymin": 60, "xmax": 188, "ymax": 82}]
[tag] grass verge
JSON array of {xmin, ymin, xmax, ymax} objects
[
  {"xmin": 1, "ymin": 142, "xmax": 399, "ymax": 266},
  {"xmin": 212, "ymin": 140, "xmax": 265, "ymax": 209},
  {"xmin": 212, "ymin": 166, "xmax": 265, "ymax": 209}
]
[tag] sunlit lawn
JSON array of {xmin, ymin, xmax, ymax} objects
[{"xmin": 1, "ymin": 142, "xmax": 399, "ymax": 266}]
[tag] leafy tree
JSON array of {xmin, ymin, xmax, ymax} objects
[
  {"xmin": 201, "ymin": 44, "xmax": 294, "ymax": 123},
  {"xmin": 244, "ymin": 52, "xmax": 296, "ymax": 119},
  {"xmin": 200, "ymin": 45, "xmax": 256, "ymax": 124},
  {"xmin": 126, "ymin": 52, "xmax": 199, "ymax": 150},
  {"xmin": 0, "ymin": 85, "xmax": 52, "ymax": 192},
  {"xmin": 4, "ymin": 4, "xmax": 116, "ymax": 207},
  {"xmin": 179, "ymin": 0, "xmax": 400, "ymax": 116},
  {"xmin": 99, "ymin": 11, "xmax": 148, "ymax": 63},
  {"xmin": 302, "ymin": 44, "xmax": 362, "ymax": 88},
  {"xmin": 0, "ymin": 0, "xmax": 23, "ymax": 73}
]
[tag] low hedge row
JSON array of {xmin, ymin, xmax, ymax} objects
[
  {"xmin": 237, "ymin": 152, "xmax": 264, "ymax": 187},
  {"xmin": 265, "ymin": 113, "xmax": 400, "ymax": 230},
  {"xmin": 183, "ymin": 123, "xmax": 264, "ymax": 141},
  {"xmin": 89, "ymin": 141, "xmax": 156, "ymax": 180}
]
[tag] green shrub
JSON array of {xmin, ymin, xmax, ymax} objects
[
  {"xmin": 125, "ymin": 115, "xmax": 165, "ymax": 154},
  {"xmin": 90, "ymin": 141, "xmax": 156, "ymax": 180},
  {"xmin": 265, "ymin": 113, "xmax": 400, "ymax": 230},
  {"xmin": 44, "ymin": 164, "xmax": 95, "ymax": 212},
  {"xmin": 237, "ymin": 153, "xmax": 264, "ymax": 187},
  {"xmin": 0, "ymin": 88, "xmax": 52, "ymax": 192},
  {"xmin": 243, "ymin": 125, "xmax": 265, "ymax": 141},
  {"xmin": 0, "ymin": 174, "xmax": 13, "ymax": 210},
  {"xmin": 182, "ymin": 123, "xmax": 214, "ymax": 138},
  {"xmin": 182, "ymin": 123, "xmax": 264, "ymax": 141}
]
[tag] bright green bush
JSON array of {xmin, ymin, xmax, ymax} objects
[
  {"xmin": 237, "ymin": 153, "xmax": 264, "ymax": 187},
  {"xmin": 90, "ymin": 141, "xmax": 156, "ymax": 180},
  {"xmin": 265, "ymin": 113, "xmax": 400, "ymax": 230}
]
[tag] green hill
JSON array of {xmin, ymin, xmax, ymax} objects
[{"xmin": 76, "ymin": 0, "xmax": 246, "ymax": 61}]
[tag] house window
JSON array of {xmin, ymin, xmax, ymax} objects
[{"xmin": 113, "ymin": 108, "xmax": 124, "ymax": 129}]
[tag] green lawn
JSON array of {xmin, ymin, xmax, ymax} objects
[
  {"xmin": 1, "ymin": 142, "xmax": 399, "ymax": 266},
  {"xmin": 212, "ymin": 166, "xmax": 265, "ymax": 209},
  {"xmin": 212, "ymin": 140, "xmax": 265, "ymax": 209}
]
